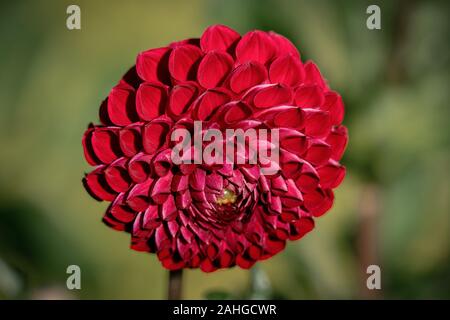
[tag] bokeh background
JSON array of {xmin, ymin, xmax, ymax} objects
[{"xmin": 0, "ymin": 0, "xmax": 448, "ymax": 299}]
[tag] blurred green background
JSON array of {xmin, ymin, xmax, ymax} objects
[{"xmin": 0, "ymin": 0, "xmax": 448, "ymax": 299}]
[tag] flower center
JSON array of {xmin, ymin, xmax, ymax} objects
[{"xmin": 216, "ymin": 189, "xmax": 237, "ymax": 206}]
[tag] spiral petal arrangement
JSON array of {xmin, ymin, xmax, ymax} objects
[{"xmin": 82, "ymin": 25, "xmax": 348, "ymax": 271}]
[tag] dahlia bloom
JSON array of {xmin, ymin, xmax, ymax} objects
[{"xmin": 82, "ymin": 25, "xmax": 348, "ymax": 272}]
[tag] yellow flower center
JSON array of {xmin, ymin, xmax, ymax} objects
[{"xmin": 216, "ymin": 189, "xmax": 237, "ymax": 206}]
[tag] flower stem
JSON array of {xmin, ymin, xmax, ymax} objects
[{"xmin": 168, "ymin": 269, "xmax": 183, "ymax": 300}]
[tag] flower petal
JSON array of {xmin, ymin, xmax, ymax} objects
[
  {"xmin": 294, "ymin": 84, "xmax": 324, "ymax": 109},
  {"xmin": 302, "ymin": 109, "xmax": 331, "ymax": 138},
  {"xmin": 169, "ymin": 45, "xmax": 203, "ymax": 82},
  {"xmin": 268, "ymin": 31, "xmax": 300, "ymax": 58},
  {"xmin": 136, "ymin": 47, "xmax": 171, "ymax": 84},
  {"xmin": 104, "ymin": 158, "xmax": 131, "ymax": 192},
  {"xmin": 90, "ymin": 128, "xmax": 121, "ymax": 164},
  {"xmin": 322, "ymin": 91, "xmax": 344, "ymax": 125},
  {"xmin": 229, "ymin": 61, "xmax": 267, "ymax": 93},
  {"xmin": 193, "ymin": 89, "xmax": 230, "ymax": 120},
  {"xmin": 326, "ymin": 125, "xmax": 348, "ymax": 161},
  {"xmin": 167, "ymin": 82, "xmax": 198, "ymax": 118},
  {"xmin": 83, "ymin": 168, "xmax": 117, "ymax": 201},
  {"xmin": 317, "ymin": 160, "xmax": 346, "ymax": 189},
  {"xmin": 197, "ymin": 51, "xmax": 233, "ymax": 89},
  {"xmin": 289, "ymin": 217, "xmax": 314, "ymax": 240},
  {"xmin": 236, "ymin": 30, "xmax": 275, "ymax": 64},
  {"xmin": 119, "ymin": 124, "xmax": 142, "ymax": 158},
  {"xmin": 252, "ymin": 84, "xmax": 293, "ymax": 108},
  {"xmin": 160, "ymin": 195, "xmax": 178, "ymax": 221},
  {"xmin": 269, "ymin": 54, "xmax": 304, "ymax": 86},
  {"xmin": 136, "ymin": 82, "xmax": 168, "ymax": 121},
  {"xmin": 200, "ymin": 24, "xmax": 241, "ymax": 53},
  {"xmin": 128, "ymin": 153, "xmax": 152, "ymax": 183},
  {"xmin": 104, "ymin": 84, "xmax": 137, "ymax": 126},
  {"xmin": 303, "ymin": 61, "xmax": 328, "ymax": 89},
  {"xmin": 221, "ymin": 101, "xmax": 252, "ymax": 125},
  {"xmin": 304, "ymin": 139, "xmax": 332, "ymax": 166},
  {"xmin": 142, "ymin": 117, "xmax": 172, "ymax": 155}
]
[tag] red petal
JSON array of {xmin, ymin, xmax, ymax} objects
[
  {"xmin": 154, "ymin": 225, "xmax": 171, "ymax": 250},
  {"xmin": 136, "ymin": 47, "xmax": 171, "ymax": 84},
  {"xmin": 167, "ymin": 82, "xmax": 198, "ymax": 117},
  {"xmin": 200, "ymin": 24, "xmax": 241, "ymax": 53},
  {"xmin": 189, "ymin": 168, "xmax": 206, "ymax": 191},
  {"xmin": 194, "ymin": 89, "xmax": 230, "ymax": 120},
  {"xmin": 221, "ymin": 101, "xmax": 252, "ymax": 125},
  {"xmin": 248, "ymin": 245, "xmax": 262, "ymax": 260},
  {"xmin": 268, "ymin": 31, "xmax": 300, "ymax": 58},
  {"xmin": 170, "ymin": 38, "xmax": 200, "ymax": 48},
  {"xmin": 268, "ymin": 195, "xmax": 282, "ymax": 215},
  {"xmin": 294, "ymin": 84, "xmax": 324, "ymax": 108},
  {"xmin": 171, "ymin": 173, "xmax": 189, "ymax": 192},
  {"xmin": 279, "ymin": 151, "xmax": 303, "ymax": 178},
  {"xmin": 279, "ymin": 129, "xmax": 307, "ymax": 156},
  {"xmin": 119, "ymin": 66, "xmax": 141, "ymax": 89},
  {"xmin": 273, "ymin": 107, "xmax": 303, "ymax": 128},
  {"xmin": 200, "ymin": 258, "xmax": 217, "ymax": 272},
  {"xmin": 271, "ymin": 175, "xmax": 288, "ymax": 192},
  {"xmin": 219, "ymin": 248, "xmax": 234, "ymax": 268},
  {"xmin": 289, "ymin": 217, "xmax": 314, "ymax": 240},
  {"xmin": 175, "ymin": 190, "xmax": 192, "ymax": 209},
  {"xmin": 108, "ymin": 194, "xmax": 137, "ymax": 223},
  {"xmin": 118, "ymin": 124, "xmax": 141, "ymax": 157},
  {"xmin": 273, "ymin": 221, "xmax": 290, "ymax": 240},
  {"xmin": 142, "ymin": 118, "xmax": 171, "ymax": 155},
  {"xmin": 304, "ymin": 140, "xmax": 332, "ymax": 166},
  {"xmin": 136, "ymin": 82, "xmax": 168, "ymax": 121},
  {"xmin": 160, "ymin": 195, "xmax": 178, "ymax": 221},
  {"xmin": 304, "ymin": 61, "xmax": 327, "ymax": 89},
  {"xmin": 265, "ymin": 236, "xmax": 286, "ymax": 255},
  {"xmin": 229, "ymin": 61, "xmax": 267, "ymax": 94},
  {"xmin": 197, "ymin": 51, "xmax": 233, "ymax": 89},
  {"xmin": 294, "ymin": 161, "xmax": 319, "ymax": 192},
  {"xmin": 128, "ymin": 153, "xmax": 152, "ymax": 183},
  {"xmin": 282, "ymin": 179, "xmax": 303, "ymax": 207},
  {"xmin": 236, "ymin": 31, "xmax": 275, "ymax": 64},
  {"xmin": 102, "ymin": 215, "xmax": 126, "ymax": 231},
  {"xmin": 143, "ymin": 205, "xmax": 161, "ymax": 229},
  {"xmin": 127, "ymin": 179, "xmax": 153, "ymax": 212},
  {"xmin": 322, "ymin": 91, "xmax": 344, "ymax": 125},
  {"xmin": 104, "ymin": 159, "xmax": 131, "ymax": 192},
  {"xmin": 302, "ymin": 109, "xmax": 331, "ymax": 138},
  {"xmin": 91, "ymin": 128, "xmax": 121, "ymax": 164},
  {"xmin": 105, "ymin": 84, "xmax": 137, "ymax": 126},
  {"xmin": 83, "ymin": 168, "xmax": 117, "ymax": 201},
  {"xmin": 269, "ymin": 54, "xmax": 304, "ymax": 86},
  {"xmin": 150, "ymin": 171, "xmax": 173, "ymax": 204},
  {"xmin": 252, "ymin": 84, "xmax": 292, "ymax": 108},
  {"xmin": 317, "ymin": 161, "xmax": 346, "ymax": 188},
  {"xmin": 152, "ymin": 149, "xmax": 172, "ymax": 177},
  {"xmin": 168, "ymin": 45, "xmax": 203, "ymax": 82},
  {"xmin": 82, "ymin": 126, "xmax": 100, "ymax": 166},
  {"xmin": 205, "ymin": 172, "xmax": 223, "ymax": 191},
  {"xmin": 236, "ymin": 254, "xmax": 256, "ymax": 269},
  {"xmin": 326, "ymin": 125, "xmax": 348, "ymax": 161},
  {"xmin": 304, "ymin": 189, "xmax": 334, "ymax": 217}
]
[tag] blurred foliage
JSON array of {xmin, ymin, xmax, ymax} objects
[{"xmin": 0, "ymin": 0, "xmax": 448, "ymax": 299}]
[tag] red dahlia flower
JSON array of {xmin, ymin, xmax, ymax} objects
[{"xmin": 82, "ymin": 25, "xmax": 348, "ymax": 272}]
